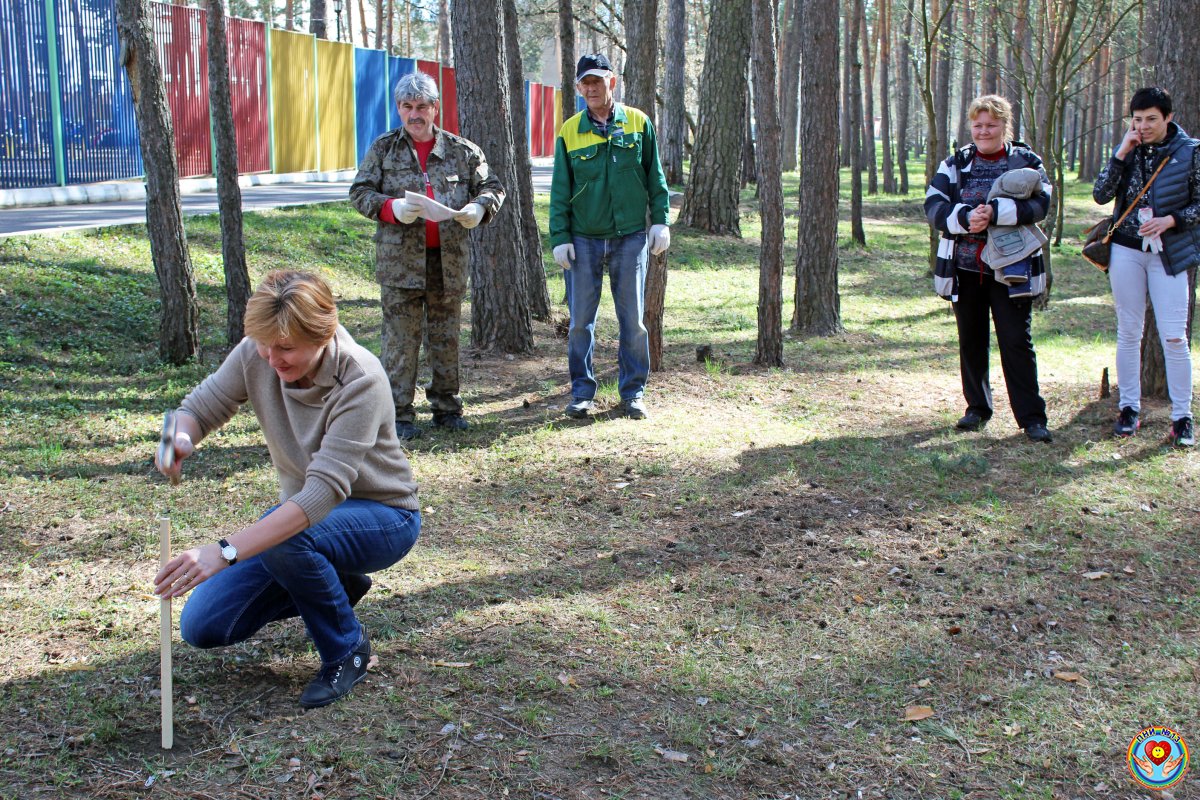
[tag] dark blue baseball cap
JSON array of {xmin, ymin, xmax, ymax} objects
[{"xmin": 576, "ymin": 53, "xmax": 614, "ymax": 81}]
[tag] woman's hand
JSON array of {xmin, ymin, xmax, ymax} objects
[
  {"xmin": 968, "ymin": 204, "xmax": 993, "ymax": 234},
  {"xmin": 154, "ymin": 543, "xmax": 226, "ymax": 599},
  {"xmin": 154, "ymin": 414, "xmax": 199, "ymax": 484},
  {"xmin": 1116, "ymin": 122, "xmax": 1142, "ymax": 160},
  {"xmin": 1138, "ymin": 214, "xmax": 1176, "ymax": 238}
]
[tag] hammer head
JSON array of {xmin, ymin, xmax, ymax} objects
[{"xmin": 157, "ymin": 412, "xmax": 180, "ymax": 485}]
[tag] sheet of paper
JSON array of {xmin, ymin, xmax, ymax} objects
[{"xmin": 403, "ymin": 190, "xmax": 461, "ymax": 223}]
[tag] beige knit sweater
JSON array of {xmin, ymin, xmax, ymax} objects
[{"xmin": 178, "ymin": 326, "xmax": 419, "ymax": 525}]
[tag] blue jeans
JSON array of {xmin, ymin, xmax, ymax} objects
[
  {"xmin": 563, "ymin": 231, "xmax": 650, "ymax": 401},
  {"xmin": 179, "ymin": 499, "xmax": 420, "ymax": 666}
]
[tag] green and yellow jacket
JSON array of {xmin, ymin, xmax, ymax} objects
[{"xmin": 549, "ymin": 104, "xmax": 670, "ymax": 247}]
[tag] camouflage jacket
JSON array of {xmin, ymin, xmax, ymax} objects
[{"xmin": 349, "ymin": 126, "xmax": 505, "ymax": 294}]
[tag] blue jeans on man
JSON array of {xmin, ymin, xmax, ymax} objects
[
  {"xmin": 179, "ymin": 499, "xmax": 420, "ymax": 667},
  {"xmin": 564, "ymin": 230, "xmax": 650, "ymax": 402}
]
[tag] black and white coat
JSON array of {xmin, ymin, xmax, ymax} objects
[{"xmin": 924, "ymin": 141, "xmax": 1052, "ymax": 301}]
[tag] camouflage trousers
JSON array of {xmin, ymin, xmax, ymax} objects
[{"xmin": 380, "ymin": 249, "xmax": 465, "ymax": 422}]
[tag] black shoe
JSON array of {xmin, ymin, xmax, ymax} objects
[
  {"xmin": 1025, "ymin": 423, "xmax": 1053, "ymax": 443},
  {"xmin": 396, "ymin": 421, "xmax": 422, "ymax": 441},
  {"xmin": 299, "ymin": 631, "xmax": 371, "ymax": 709},
  {"xmin": 1113, "ymin": 406, "xmax": 1140, "ymax": 437},
  {"xmin": 956, "ymin": 411, "xmax": 987, "ymax": 431},
  {"xmin": 433, "ymin": 413, "xmax": 469, "ymax": 431},
  {"xmin": 1171, "ymin": 416, "xmax": 1195, "ymax": 447},
  {"xmin": 341, "ymin": 573, "xmax": 372, "ymax": 607}
]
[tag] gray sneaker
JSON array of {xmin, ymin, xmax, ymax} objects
[
  {"xmin": 564, "ymin": 398, "xmax": 595, "ymax": 418},
  {"xmin": 622, "ymin": 397, "xmax": 648, "ymax": 420}
]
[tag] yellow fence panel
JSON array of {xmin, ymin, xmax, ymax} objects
[
  {"xmin": 316, "ymin": 40, "xmax": 356, "ymax": 172},
  {"xmin": 270, "ymin": 29, "xmax": 317, "ymax": 173}
]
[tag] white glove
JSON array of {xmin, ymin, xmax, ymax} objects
[
  {"xmin": 649, "ymin": 224, "xmax": 671, "ymax": 256},
  {"xmin": 454, "ymin": 202, "xmax": 485, "ymax": 229},
  {"xmin": 553, "ymin": 243, "xmax": 575, "ymax": 270},
  {"xmin": 393, "ymin": 197, "xmax": 421, "ymax": 225}
]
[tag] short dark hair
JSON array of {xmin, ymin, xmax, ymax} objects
[{"xmin": 1130, "ymin": 86, "xmax": 1173, "ymax": 117}]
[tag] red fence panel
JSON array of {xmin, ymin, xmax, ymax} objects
[
  {"xmin": 226, "ymin": 17, "xmax": 269, "ymax": 174},
  {"xmin": 439, "ymin": 66, "xmax": 458, "ymax": 135},
  {"xmin": 149, "ymin": 2, "xmax": 210, "ymax": 179},
  {"xmin": 528, "ymin": 82, "xmax": 543, "ymax": 156},
  {"xmin": 541, "ymin": 85, "xmax": 554, "ymax": 157}
]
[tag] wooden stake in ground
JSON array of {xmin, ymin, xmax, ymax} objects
[
  {"xmin": 156, "ymin": 411, "xmax": 177, "ymax": 750},
  {"xmin": 159, "ymin": 515, "xmax": 173, "ymax": 750}
]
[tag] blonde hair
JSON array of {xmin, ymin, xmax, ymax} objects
[
  {"xmin": 244, "ymin": 270, "xmax": 338, "ymax": 346},
  {"xmin": 967, "ymin": 94, "xmax": 1015, "ymax": 144}
]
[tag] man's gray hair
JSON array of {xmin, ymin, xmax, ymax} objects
[{"xmin": 394, "ymin": 72, "xmax": 440, "ymax": 105}]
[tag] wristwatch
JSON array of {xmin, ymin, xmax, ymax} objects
[{"xmin": 218, "ymin": 538, "xmax": 238, "ymax": 566}]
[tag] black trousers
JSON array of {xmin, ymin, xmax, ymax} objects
[{"xmin": 952, "ymin": 269, "xmax": 1047, "ymax": 428}]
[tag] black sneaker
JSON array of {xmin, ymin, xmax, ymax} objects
[
  {"xmin": 299, "ymin": 631, "xmax": 371, "ymax": 709},
  {"xmin": 1113, "ymin": 406, "xmax": 1139, "ymax": 437},
  {"xmin": 433, "ymin": 413, "xmax": 469, "ymax": 432},
  {"xmin": 396, "ymin": 421, "xmax": 422, "ymax": 441},
  {"xmin": 1025, "ymin": 423, "xmax": 1053, "ymax": 443},
  {"xmin": 956, "ymin": 411, "xmax": 987, "ymax": 431},
  {"xmin": 1171, "ymin": 416, "xmax": 1195, "ymax": 447}
]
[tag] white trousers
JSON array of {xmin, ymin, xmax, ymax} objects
[{"xmin": 1109, "ymin": 243, "xmax": 1193, "ymax": 420}]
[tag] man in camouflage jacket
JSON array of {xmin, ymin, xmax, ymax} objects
[{"xmin": 350, "ymin": 72, "xmax": 504, "ymax": 439}]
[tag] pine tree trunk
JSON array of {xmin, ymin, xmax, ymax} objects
[
  {"xmin": 661, "ymin": 0, "xmax": 687, "ymax": 183},
  {"xmin": 779, "ymin": 0, "xmax": 802, "ymax": 172},
  {"xmin": 623, "ymin": 0, "xmax": 658, "ymax": 113},
  {"xmin": 878, "ymin": 0, "xmax": 896, "ymax": 193},
  {"xmin": 981, "ymin": 4, "xmax": 999, "ymax": 93},
  {"xmin": 1142, "ymin": 0, "xmax": 1200, "ymax": 396},
  {"xmin": 896, "ymin": 0, "xmax": 912, "ymax": 194},
  {"xmin": 311, "ymin": 0, "xmax": 327, "ymax": 38},
  {"xmin": 751, "ymin": 0, "xmax": 784, "ymax": 366},
  {"xmin": 839, "ymin": 0, "xmax": 852, "ymax": 168},
  {"xmin": 794, "ymin": 0, "xmax": 843, "ymax": 335},
  {"xmin": 678, "ymin": 0, "xmax": 750, "ymax": 236},
  {"xmin": 848, "ymin": 0, "xmax": 865, "ymax": 245},
  {"xmin": 624, "ymin": 0, "xmax": 669, "ymax": 371},
  {"xmin": 358, "ymin": 0, "xmax": 368, "ymax": 46},
  {"xmin": 286, "ymin": 0, "xmax": 294, "ymax": 29},
  {"xmin": 207, "ymin": 0, "xmax": 251, "ymax": 345},
  {"xmin": 559, "ymin": 0, "xmax": 575, "ymax": 128},
  {"xmin": 860, "ymin": 5, "xmax": 877, "ymax": 195},
  {"xmin": 116, "ymin": 0, "xmax": 198, "ymax": 365},
  {"xmin": 933, "ymin": 3, "xmax": 952, "ymax": 160},
  {"xmin": 434, "ymin": 0, "xmax": 448, "ymax": 61},
  {"xmin": 954, "ymin": 1, "xmax": 975, "ymax": 148},
  {"xmin": 452, "ymin": 0, "xmax": 534, "ymax": 353},
  {"xmin": 500, "ymin": 0, "xmax": 550, "ymax": 321}
]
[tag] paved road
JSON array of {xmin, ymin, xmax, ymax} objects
[{"xmin": 0, "ymin": 163, "xmax": 554, "ymax": 238}]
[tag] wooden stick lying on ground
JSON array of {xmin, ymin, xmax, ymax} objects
[{"xmin": 160, "ymin": 515, "xmax": 173, "ymax": 750}]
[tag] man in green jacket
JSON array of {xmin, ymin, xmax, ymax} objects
[{"xmin": 550, "ymin": 53, "xmax": 671, "ymax": 421}]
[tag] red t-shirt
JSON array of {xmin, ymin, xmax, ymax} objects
[
  {"xmin": 380, "ymin": 137, "xmax": 440, "ymax": 248},
  {"xmin": 413, "ymin": 138, "xmax": 440, "ymax": 248}
]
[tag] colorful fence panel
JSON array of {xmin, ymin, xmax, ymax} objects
[
  {"xmin": 354, "ymin": 48, "xmax": 388, "ymax": 163},
  {"xmin": 386, "ymin": 57, "xmax": 417, "ymax": 132},
  {"xmin": 529, "ymin": 83, "xmax": 543, "ymax": 157},
  {"xmin": 440, "ymin": 66, "xmax": 458, "ymax": 135},
  {"xmin": 1, "ymin": 0, "xmax": 59, "ymax": 188},
  {"xmin": 315, "ymin": 39, "xmax": 355, "ymax": 171},
  {"xmin": 227, "ymin": 17, "xmax": 270, "ymax": 174},
  {"xmin": 56, "ymin": 0, "xmax": 142, "ymax": 185},
  {"xmin": 149, "ymin": 2, "xmax": 211, "ymax": 179},
  {"xmin": 270, "ymin": 28, "xmax": 317, "ymax": 173},
  {"xmin": 541, "ymin": 85, "xmax": 555, "ymax": 157}
]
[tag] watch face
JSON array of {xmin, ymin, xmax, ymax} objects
[{"xmin": 221, "ymin": 544, "xmax": 237, "ymax": 561}]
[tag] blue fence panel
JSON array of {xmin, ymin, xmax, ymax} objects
[
  {"xmin": 0, "ymin": 0, "xmax": 57, "ymax": 188},
  {"xmin": 385, "ymin": 56, "xmax": 416, "ymax": 132},
  {"xmin": 524, "ymin": 81, "xmax": 532, "ymax": 153},
  {"xmin": 57, "ymin": 0, "xmax": 142, "ymax": 184},
  {"xmin": 354, "ymin": 47, "xmax": 387, "ymax": 164}
]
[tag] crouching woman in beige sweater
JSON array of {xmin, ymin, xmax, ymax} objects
[{"xmin": 153, "ymin": 270, "xmax": 420, "ymax": 709}]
